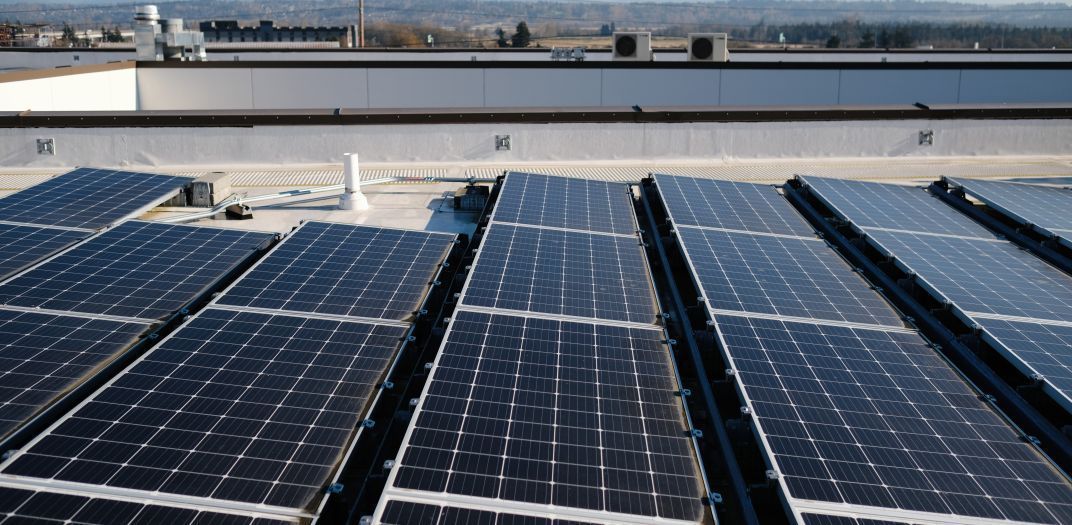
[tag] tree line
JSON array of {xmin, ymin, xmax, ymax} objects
[{"xmin": 708, "ymin": 20, "xmax": 1072, "ymax": 48}]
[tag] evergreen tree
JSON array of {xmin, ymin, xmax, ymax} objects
[
  {"xmin": 858, "ymin": 30, "xmax": 875, "ymax": 48},
  {"xmin": 511, "ymin": 21, "xmax": 530, "ymax": 48},
  {"xmin": 877, "ymin": 28, "xmax": 890, "ymax": 48},
  {"xmin": 892, "ymin": 27, "xmax": 914, "ymax": 48},
  {"xmin": 61, "ymin": 23, "xmax": 76, "ymax": 43}
]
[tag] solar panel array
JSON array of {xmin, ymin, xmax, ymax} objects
[
  {"xmin": 717, "ymin": 315, "xmax": 1072, "ymax": 524},
  {"xmin": 801, "ymin": 176, "xmax": 994, "ymax": 239},
  {"xmin": 216, "ymin": 222, "xmax": 454, "ymax": 322},
  {"xmin": 0, "ymin": 221, "xmax": 275, "ymax": 321},
  {"xmin": 0, "ymin": 168, "xmax": 188, "ymax": 231},
  {"xmin": 0, "ymin": 168, "xmax": 194, "ymax": 298},
  {"xmin": 864, "ymin": 230, "xmax": 1072, "ymax": 323},
  {"xmin": 2, "ymin": 309, "xmax": 408, "ymax": 508},
  {"xmin": 675, "ymin": 227, "xmax": 904, "ymax": 328},
  {"xmin": 380, "ymin": 499, "xmax": 601, "ymax": 525},
  {"xmin": 376, "ymin": 173, "xmax": 706, "ymax": 524},
  {"xmin": 945, "ymin": 177, "xmax": 1072, "ymax": 235},
  {"xmin": 491, "ymin": 172, "xmax": 637, "ymax": 235},
  {"xmin": 654, "ymin": 175, "xmax": 1072, "ymax": 524},
  {"xmin": 975, "ymin": 318, "xmax": 1072, "ymax": 410},
  {"xmin": 462, "ymin": 223, "xmax": 657, "ymax": 324},
  {"xmin": 656, "ymin": 175, "xmax": 816, "ymax": 237},
  {"xmin": 0, "ymin": 223, "xmax": 86, "ymax": 282},
  {"xmin": 391, "ymin": 311, "xmax": 700, "ymax": 520},
  {"xmin": 0, "ymin": 222, "xmax": 456, "ymax": 523},
  {"xmin": 0, "ymin": 310, "xmax": 147, "ymax": 440},
  {"xmin": 803, "ymin": 176, "xmax": 1072, "ymax": 413},
  {"xmin": 800, "ymin": 514, "xmax": 911, "ymax": 525},
  {"xmin": 0, "ymin": 486, "xmax": 296, "ymax": 525},
  {"xmin": 0, "ymin": 221, "xmax": 274, "ymax": 444}
]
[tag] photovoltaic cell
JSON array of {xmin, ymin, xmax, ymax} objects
[
  {"xmin": 461, "ymin": 223, "xmax": 658, "ymax": 324},
  {"xmin": 0, "ymin": 221, "xmax": 274, "ymax": 320},
  {"xmin": 946, "ymin": 177, "xmax": 1072, "ymax": 232},
  {"xmin": 974, "ymin": 318, "xmax": 1072, "ymax": 410},
  {"xmin": 494, "ymin": 172, "xmax": 637, "ymax": 235},
  {"xmin": 0, "ymin": 168, "xmax": 189, "ymax": 230},
  {"xmin": 801, "ymin": 176, "xmax": 994, "ymax": 239},
  {"xmin": 0, "ymin": 486, "xmax": 296, "ymax": 525},
  {"xmin": 716, "ymin": 314, "xmax": 1072, "ymax": 524},
  {"xmin": 654, "ymin": 175, "xmax": 815, "ymax": 237},
  {"xmin": 0, "ymin": 223, "xmax": 86, "ymax": 281},
  {"xmin": 865, "ymin": 229, "xmax": 1072, "ymax": 323},
  {"xmin": 0, "ymin": 310, "xmax": 147, "ymax": 440},
  {"xmin": 390, "ymin": 310, "xmax": 704, "ymax": 522},
  {"xmin": 216, "ymin": 222, "xmax": 454, "ymax": 322},
  {"xmin": 1, "ymin": 308, "xmax": 408, "ymax": 510},
  {"xmin": 676, "ymin": 227, "xmax": 904, "ymax": 328},
  {"xmin": 379, "ymin": 500, "xmax": 601, "ymax": 525}
]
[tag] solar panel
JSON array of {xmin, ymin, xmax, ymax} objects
[
  {"xmin": 946, "ymin": 177, "xmax": 1072, "ymax": 233},
  {"xmin": 974, "ymin": 318, "xmax": 1072, "ymax": 411},
  {"xmin": 1, "ymin": 308, "xmax": 408, "ymax": 510},
  {"xmin": 800, "ymin": 176, "xmax": 994, "ymax": 239},
  {"xmin": 714, "ymin": 313, "xmax": 1072, "ymax": 524},
  {"xmin": 378, "ymin": 499, "xmax": 601, "ymax": 525},
  {"xmin": 0, "ymin": 486, "xmax": 296, "ymax": 524},
  {"xmin": 0, "ymin": 168, "xmax": 189, "ymax": 230},
  {"xmin": 0, "ymin": 309, "xmax": 147, "ymax": 440},
  {"xmin": 461, "ymin": 223, "xmax": 658, "ymax": 324},
  {"xmin": 676, "ymin": 227, "xmax": 904, "ymax": 328},
  {"xmin": 0, "ymin": 223, "xmax": 86, "ymax": 281},
  {"xmin": 216, "ymin": 222, "xmax": 455, "ymax": 322},
  {"xmin": 0, "ymin": 221, "xmax": 275, "ymax": 321},
  {"xmin": 384, "ymin": 309, "xmax": 705, "ymax": 523},
  {"xmin": 865, "ymin": 229, "xmax": 1072, "ymax": 323},
  {"xmin": 800, "ymin": 514, "xmax": 911, "ymax": 525},
  {"xmin": 654, "ymin": 175, "xmax": 816, "ymax": 238},
  {"xmin": 493, "ymin": 172, "xmax": 637, "ymax": 235}
]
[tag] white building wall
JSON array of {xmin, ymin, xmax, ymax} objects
[
  {"xmin": 0, "ymin": 67, "xmax": 136, "ymax": 111},
  {"xmin": 601, "ymin": 69, "xmax": 720, "ymax": 106},
  {"xmin": 837, "ymin": 70, "xmax": 961, "ymax": 104},
  {"xmin": 135, "ymin": 67, "xmax": 253, "ymax": 109},
  {"xmin": 958, "ymin": 69, "xmax": 1072, "ymax": 103},
  {"xmin": 251, "ymin": 68, "xmax": 368, "ymax": 109},
  {"xmin": 484, "ymin": 69, "xmax": 602, "ymax": 107},
  {"xmin": 720, "ymin": 69, "xmax": 841, "ymax": 105},
  {"xmin": 366, "ymin": 69, "xmax": 483, "ymax": 108},
  {"xmin": 2, "ymin": 119, "xmax": 1069, "ymax": 168},
  {"xmin": 132, "ymin": 66, "xmax": 1072, "ymax": 111}
]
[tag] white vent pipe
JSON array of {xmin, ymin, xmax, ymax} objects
[{"xmin": 339, "ymin": 153, "xmax": 369, "ymax": 211}]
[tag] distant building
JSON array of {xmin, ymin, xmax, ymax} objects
[{"xmin": 198, "ymin": 20, "xmax": 353, "ymax": 46}]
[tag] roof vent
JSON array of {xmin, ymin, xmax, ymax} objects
[
  {"xmin": 134, "ymin": 5, "xmax": 206, "ymax": 61},
  {"xmin": 134, "ymin": 5, "xmax": 159, "ymax": 24}
]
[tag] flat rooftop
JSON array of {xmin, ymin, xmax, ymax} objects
[{"xmin": 2, "ymin": 155, "xmax": 1068, "ymax": 237}]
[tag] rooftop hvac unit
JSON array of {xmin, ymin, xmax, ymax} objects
[
  {"xmin": 688, "ymin": 33, "xmax": 728, "ymax": 62},
  {"xmin": 612, "ymin": 32, "xmax": 652, "ymax": 62}
]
